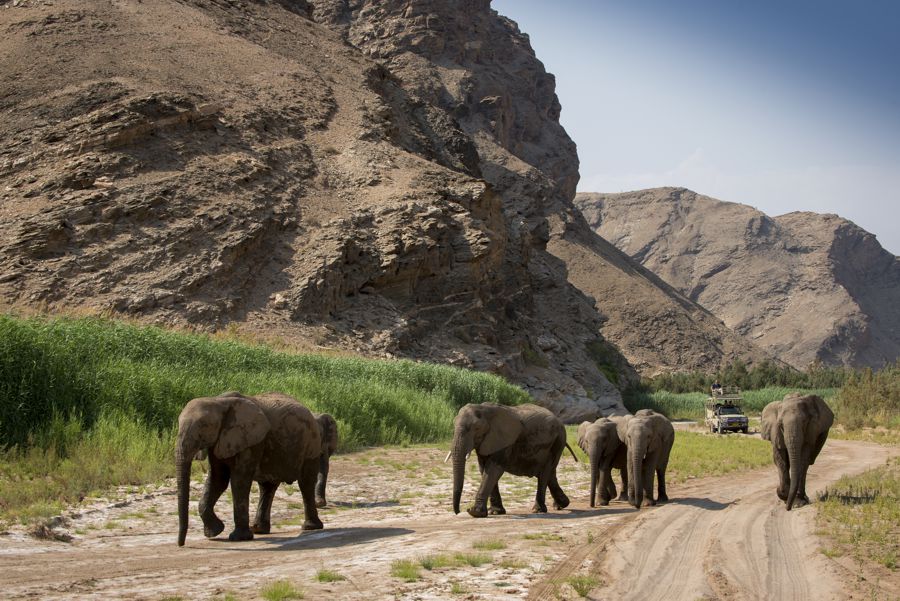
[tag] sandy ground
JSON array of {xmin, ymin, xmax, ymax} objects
[{"xmin": 0, "ymin": 438, "xmax": 896, "ymax": 601}]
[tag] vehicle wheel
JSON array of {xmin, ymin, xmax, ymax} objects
[{"xmin": 741, "ymin": 427, "xmax": 748, "ymax": 434}]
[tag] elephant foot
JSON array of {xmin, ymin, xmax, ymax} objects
[
  {"xmin": 641, "ymin": 498, "xmax": 655, "ymax": 507},
  {"xmin": 467, "ymin": 505, "xmax": 488, "ymax": 518},
  {"xmin": 531, "ymin": 503, "xmax": 548, "ymax": 514},
  {"xmin": 227, "ymin": 527, "xmax": 254, "ymax": 542},
  {"xmin": 777, "ymin": 487, "xmax": 788, "ymax": 501},
  {"xmin": 251, "ymin": 522, "xmax": 271, "ymax": 535},
  {"xmin": 657, "ymin": 493, "xmax": 669, "ymax": 503},
  {"xmin": 315, "ymin": 497, "xmax": 327, "ymax": 508},
  {"xmin": 488, "ymin": 506, "xmax": 506, "ymax": 515},
  {"xmin": 598, "ymin": 498, "xmax": 610, "ymax": 507},
  {"xmin": 202, "ymin": 516, "xmax": 225, "ymax": 539},
  {"xmin": 302, "ymin": 519, "xmax": 324, "ymax": 531},
  {"xmin": 792, "ymin": 495, "xmax": 810, "ymax": 509},
  {"xmin": 552, "ymin": 495, "xmax": 570, "ymax": 511}
]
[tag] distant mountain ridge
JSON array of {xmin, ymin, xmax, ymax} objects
[{"xmin": 575, "ymin": 187, "xmax": 900, "ymax": 369}]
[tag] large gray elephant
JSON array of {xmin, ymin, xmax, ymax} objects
[
  {"xmin": 624, "ymin": 409, "xmax": 674, "ymax": 509},
  {"xmin": 450, "ymin": 403, "xmax": 573, "ymax": 517},
  {"xmin": 175, "ymin": 391, "xmax": 324, "ymax": 546},
  {"xmin": 577, "ymin": 416, "xmax": 629, "ymax": 506},
  {"xmin": 760, "ymin": 393, "xmax": 833, "ymax": 510}
]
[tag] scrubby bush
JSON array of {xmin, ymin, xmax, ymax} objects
[{"xmin": 831, "ymin": 363, "xmax": 900, "ymax": 429}]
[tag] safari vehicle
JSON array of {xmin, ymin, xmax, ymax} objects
[{"xmin": 705, "ymin": 386, "xmax": 749, "ymax": 434}]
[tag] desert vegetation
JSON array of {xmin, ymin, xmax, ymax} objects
[
  {"xmin": 818, "ymin": 457, "xmax": 899, "ymax": 571},
  {"xmin": 627, "ymin": 359, "xmax": 898, "ymax": 433},
  {"xmin": 0, "ymin": 314, "xmax": 528, "ymax": 522}
]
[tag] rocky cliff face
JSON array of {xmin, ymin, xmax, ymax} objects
[
  {"xmin": 576, "ymin": 188, "xmax": 900, "ymax": 368},
  {"xmin": 0, "ymin": 0, "xmax": 630, "ymax": 419},
  {"xmin": 0, "ymin": 0, "xmax": 770, "ymax": 419}
]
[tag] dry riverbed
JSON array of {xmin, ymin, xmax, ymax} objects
[{"xmin": 0, "ymin": 439, "xmax": 896, "ymax": 600}]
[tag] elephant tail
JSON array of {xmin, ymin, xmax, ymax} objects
[
  {"xmin": 565, "ymin": 442, "xmax": 579, "ymax": 462},
  {"xmin": 176, "ymin": 438, "xmax": 194, "ymax": 546}
]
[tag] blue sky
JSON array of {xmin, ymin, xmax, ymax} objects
[{"xmin": 493, "ymin": 0, "xmax": 900, "ymax": 254}]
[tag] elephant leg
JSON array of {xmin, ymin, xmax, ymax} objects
[
  {"xmin": 299, "ymin": 459, "xmax": 324, "ymax": 530},
  {"xmin": 199, "ymin": 457, "xmax": 229, "ymax": 538},
  {"xmin": 251, "ymin": 481, "xmax": 278, "ymax": 534},
  {"xmin": 532, "ymin": 474, "xmax": 549, "ymax": 513},
  {"xmin": 773, "ymin": 445, "xmax": 789, "ymax": 502},
  {"xmin": 618, "ymin": 468, "xmax": 629, "ymax": 502},
  {"xmin": 469, "ymin": 462, "xmax": 503, "ymax": 518},
  {"xmin": 599, "ymin": 468, "xmax": 614, "ymax": 506},
  {"xmin": 656, "ymin": 454, "xmax": 670, "ymax": 503},
  {"xmin": 226, "ymin": 448, "xmax": 259, "ymax": 542},
  {"xmin": 549, "ymin": 471, "xmax": 569, "ymax": 511},
  {"xmin": 641, "ymin": 452, "xmax": 658, "ymax": 507},
  {"xmin": 488, "ymin": 482, "xmax": 506, "ymax": 515}
]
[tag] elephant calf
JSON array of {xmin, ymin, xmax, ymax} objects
[
  {"xmin": 577, "ymin": 416, "xmax": 629, "ymax": 507},
  {"xmin": 450, "ymin": 402, "xmax": 574, "ymax": 517},
  {"xmin": 624, "ymin": 409, "xmax": 674, "ymax": 509},
  {"xmin": 761, "ymin": 393, "xmax": 833, "ymax": 510},
  {"xmin": 175, "ymin": 391, "xmax": 334, "ymax": 546}
]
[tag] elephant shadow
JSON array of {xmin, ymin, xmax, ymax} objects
[
  {"xmin": 505, "ymin": 506, "xmax": 636, "ymax": 520},
  {"xmin": 668, "ymin": 497, "xmax": 733, "ymax": 511},
  {"xmin": 211, "ymin": 526, "xmax": 413, "ymax": 551},
  {"xmin": 327, "ymin": 500, "xmax": 401, "ymax": 509}
]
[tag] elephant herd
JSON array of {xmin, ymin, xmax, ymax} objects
[{"xmin": 175, "ymin": 391, "xmax": 832, "ymax": 546}]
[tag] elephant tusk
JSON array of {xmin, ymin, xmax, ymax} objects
[{"xmin": 444, "ymin": 450, "xmax": 452, "ymax": 463}]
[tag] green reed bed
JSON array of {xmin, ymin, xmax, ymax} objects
[
  {"xmin": 623, "ymin": 387, "xmax": 838, "ymax": 420},
  {"xmin": 0, "ymin": 314, "xmax": 528, "ymax": 522}
]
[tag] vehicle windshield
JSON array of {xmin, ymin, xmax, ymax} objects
[{"xmin": 718, "ymin": 406, "xmax": 742, "ymax": 415}]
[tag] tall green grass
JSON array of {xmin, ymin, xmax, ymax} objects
[
  {"xmin": 0, "ymin": 314, "xmax": 529, "ymax": 521},
  {"xmin": 623, "ymin": 387, "xmax": 838, "ymax": 419},
  {"xmin": 0, "ymin": 314, "xmax": 529, "ymax": 450}
]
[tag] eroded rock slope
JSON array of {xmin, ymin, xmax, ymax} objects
[
  {"xmin": 576, "ymin": 188, "xmax": 900, "ymax": 368},
  {"xmin": 0, "ymin": 0, "xmax": 770, "ymax": 418}
]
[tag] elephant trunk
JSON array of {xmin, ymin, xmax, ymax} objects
[
  {"xmin": 451, "ymin": 432, "xmax": 471, "ymax": 515},
  {"xmin": 589, "ymin": 452, "xmax": 600, "ymax": 507},
  {"xmin": 784, "ymin": 420, "xmax": 805, "ymax": 511},
  {"xmin": 629, "ymin": 446, "xmax": 643, "ymax": 509},
  {"xmin": 176, "ymin": 439, "xmax": 194, "ymax": 547},
  {"xmin": 315, "ymin": 452, "xmax": 330, "ymax": 506}
]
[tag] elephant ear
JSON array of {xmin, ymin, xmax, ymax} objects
[
  {"xmin": 760, "ymin": 402, "xmax": 780, "ymax": 441},
  {"xmin": 480, "ymin": 409, "xmax": 523, "ymax": 456},
  {"xmin": 214, "ymin": 397, "xmax": 271, "ymax": 459},
  {"xmin": 577, "ymin": 422, "xmax": 591, "ymax": 449}
]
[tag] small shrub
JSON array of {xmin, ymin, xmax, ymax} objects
[
  {"xmin": 390, "ymin": 559, "xmax": 421, "ymax": 582},
  {"xmin": 419, "ymin": 554, "xmax": 460, "ymax": 570},
  {"xmin": 314, "ymin": 570, "xmax": 346, "ymax": 583},
  {"xmin": 261, "ymin": 580, "xmax": 303, "ymax": 601},
  {"xmin": 567, "ymin": 575, "xmax": 599, "ymax": 597},
  {"xmin": 454, "ymin": 552, "xmax": 492, "ymax": 567},
  {"xmin": 472, "ymin": 538, "xmax": 506, "ymax": 551}
]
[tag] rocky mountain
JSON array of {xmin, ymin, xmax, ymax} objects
[
  {"xmin": 0, "ymin": 0, "xmax": 768, "ymax": 420},
  {"xmin": 576, "ymin": 188, "xmax": 900, "ymax": 369}
]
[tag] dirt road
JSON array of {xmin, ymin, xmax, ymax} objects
[{"xmin": 0, "ymin": 438, "xmax": 894, "ymax": 600}]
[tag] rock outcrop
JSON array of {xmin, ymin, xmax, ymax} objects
[
  {"xmin": 0, "ymin": 1, "xmax": 772, "ymax": 419},
  {"xmin": 576, "ymin": 188, "xmax": 900, "ymax": 368}
]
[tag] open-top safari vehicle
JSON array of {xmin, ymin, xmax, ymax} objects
[{"xmin": 705, "ymin": 386, "xmax": 749, "ymax": 434}]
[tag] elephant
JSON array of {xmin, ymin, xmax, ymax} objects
[
  {"xmin": 624, "ymin": 409, "xmax": 674, "ymax": 509},
  {"xmin": 450, "ymin": 403, "xmax": 574, "ymax": 517},
  {"xmin": 175, "ymin": 391, "xmax": 324, "ymax": 546},
  {"xmin": 577, "ymin": 416, "xmax": 629, "ymax": 506},
  {"xmin": 760, "ymin": 393, "xmax": 833, "ymax": 510}
]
